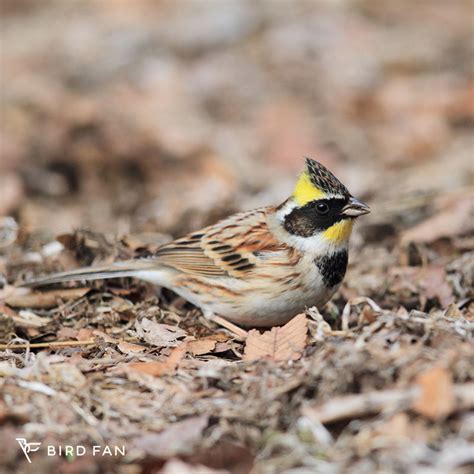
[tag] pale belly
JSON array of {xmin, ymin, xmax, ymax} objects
[
  {"xmin": 170, "ymin": 267, "xmax": 339, "ymax": 327},
  {"xmin": 135, "ymin": 250, "xmax": 346, "ymax": 327}
]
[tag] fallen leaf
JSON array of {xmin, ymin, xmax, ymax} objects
[
  {"xmin": 187, "ymin": 338, "xmax": 217, "ymax": 356},
  {"xmin": 359, "ymin": 305, "xmax": 378, "ymax": 324},
  {"xmin": 5, "ymin": 287, "xmax": 91, "ymax": 309},
  {"xmin": 48, "ymin": 363, "xmax": 87, "ymax": 388},
  {"xmin": 126, "ymin": 343, "xmax": 187, "ymax": 377},
  {"xmin": 243, "ymin": 313, "xmax": 307, "ymax": 362},
  {"xmin": 93, "ymin": 330, "xmax": 118, "ymax": 344},
  {"xmin": 117, "ymin": 341, "xmax": 146, "ymax": 354},
  {"xmin": 77, "ymin": 328, "xmax": 94, "ymax": 340},
  {"xmin": 186, "ymin": 442, "xmax": 255, "ymax": 474},
  {"xmin": 57, "ymin": 327, "xmax": 80, "ymax": 340},
  {"xmin": 162, "ymin": 459, "xmax": 226, "ymax": 474},
  {"xmin": 11, "ymin": 310, "xmax": 52, "ymax": 328},
  {"xmin": 412, "ymin": 366, "xmax": 454, "ymax": 420},
  {"xmin": 134, "ymin": 415, "xmax": 209, "ymax": 458},
  {"xmin": 135, "ymin": 317, "xmax": 186, "ymax": 347},
  {"xmin": 419, "ymin": 266, "xmax": 454, "ymax": 308},
  {"xmin": 401, "ymin": 191, "xmax": 474, "ymax": 244}
]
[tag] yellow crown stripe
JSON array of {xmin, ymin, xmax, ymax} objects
[
  {"xmin": 323, "ymin": 220, "xmax": 353, "ymax": 244},
  {"xmin": 293, "ymin": 172, "xmax": 326, "ymax": 206}
]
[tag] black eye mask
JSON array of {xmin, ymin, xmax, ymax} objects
[{"xmin": 283, "ymin": 198, "xmax": 348, "ymax": 237}]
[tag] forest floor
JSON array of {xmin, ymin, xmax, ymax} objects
[{"xmin": 1, "ymin": 1, "xmax": 473, "ymax": 473}]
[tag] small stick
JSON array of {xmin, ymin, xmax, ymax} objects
[
  {"xmin": 0, "ymin": 336, "xmax": 140, "ymax": 351},
  {"xmin": 303, "ymin": 383, "xmax": 474, "ymax": 424},
  {"xmin": 208, "ymin": 314, "xmax": 248, "ymax": 340}
]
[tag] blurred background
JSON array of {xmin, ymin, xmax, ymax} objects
[
  {"xmin": 1, "ymin": 0, "xmax": 473, "ymax": 240},
  {"xmin": 1, "ymin": 3, "xmax": 473, "ymax": 472}
]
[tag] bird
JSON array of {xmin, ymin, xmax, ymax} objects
[{"xmin": 24, "ymin": 158, "xmax": 370, "ymax": 328}]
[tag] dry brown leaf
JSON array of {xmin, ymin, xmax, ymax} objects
[
  {"xmin": 133, "ymin": 415, "xmax": 209, "ymax": 458},
  {"xmin": 135, "ymin": 317, "xmax": 186, "ymax": 347},
  {"xmin": 401, "ymin": 192, "xmax": 474, "ymax": 244},
  {"xmin": 5, "ymin": 287, "xmax": 90, "ymax": 309},
  {"xmin": 187, "ymin": 338, "xmax": 217, "ymax": 356},
  {"xmin": 48, "ymin": 363, "xmax": 87, "ymax": 388},
  {"xmin": 412, "ymin": 366, "xmax": 454, "ymax": 420},
  {"xmin": 117, "ymin": 341, "xmax": 146, "ymax": 354},
  {"xmin": 9, "ymin": 309, "xmax": 51, "ymax": 328},
  {"xmin": 57, "ymin": 327, "xmax": 80, "ymax": 340},
  {"xmin": 419, "ymin": 266, "xmax": 454, "ymax": 308},
  {"xmin": 162, "ymin": 459, "xmax": 226, "ymax": 474},
  {"xmin": 243, "ymin": 313, "xmax": 307, "ymax": 362},
  {"xmin": 126, "ymin": 343, "xmax": 187, "ymax": 377},
  {"xmin": 302, "ymin": 388, "xmax": 417, "ymax": 424},
  {"xmin": 77, "ymin": 328, "xmax": 94, "ymax": 340},
  {"xmin": 93, "ymin": 330, "xmax": 117, "ymax": 344}
]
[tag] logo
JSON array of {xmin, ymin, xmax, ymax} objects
[
  {"xmin": 16, "ymin": 437, "xmax": 126, "ymax": 463},
  {"xmin": 16, "ymin": 438, "xmax": 41, "ymax": 463}
]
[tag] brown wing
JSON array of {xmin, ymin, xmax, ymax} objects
[{"xmin": 152, "ymin": 207, "xmax": 291, "ymax": 278}]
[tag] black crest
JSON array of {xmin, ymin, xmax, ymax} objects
[{"xmin": 305, "ymin": 158, "xmax": 350, "ymax": 197}]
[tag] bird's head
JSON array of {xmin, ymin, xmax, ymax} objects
[{"xmin": 278, "ymin": 158, "xmax": 370, "ymax": 249}]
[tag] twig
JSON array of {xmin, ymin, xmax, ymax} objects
[
  {"xmin": 302, "ymin": 383, "xmax": 474, "ymax": 424},
  {"xmin": 207, "ymin": 314, "xmax": 248, "ymax": 340},
  {"xmin": 0, "ymin": 336, "xmax": 139, "ymax": 351}
]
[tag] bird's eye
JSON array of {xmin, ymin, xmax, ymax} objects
[{"xmin": 316, "ymin": 202, "xmax": 329, "ymax": 215}]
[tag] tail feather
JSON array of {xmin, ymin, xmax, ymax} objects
[{"xmin": 23, "ymin": 261, "xmax": 150, "ymax": 287}]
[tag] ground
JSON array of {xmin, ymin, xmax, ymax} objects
[{"xmin": 0, "ymin": 1, "xmax": 473, "ymax": 473}]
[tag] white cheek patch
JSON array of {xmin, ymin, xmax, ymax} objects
[{"xmin": 272, "ymin": 199, "xmax": 349, "ymax": 256}]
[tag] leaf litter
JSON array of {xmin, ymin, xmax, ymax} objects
[{"xmin": 1, "ymin": 1, "xmax": 474, "ymax": 473}]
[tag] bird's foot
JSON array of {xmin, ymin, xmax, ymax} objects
[{"xmin": 203, "ymin": 311, "xmax": 248, "ymax": 340}]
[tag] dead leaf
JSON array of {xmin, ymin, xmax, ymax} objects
[
  {"xmin": 126, "ymin": 343, "xmax": 187, "ymax": 377},
  {"xmin": 243, "ymin": 313, "xmax": 307, "ymax": 362},
  {"xmin": 117, "ymin": 341, "xmax": 146, "ymax": 354},
  {"xmin": 186, "ymin": 442, "xmax": 255, "ymax": 474},
  {"xmin": 77, "ymin": 328, "xmax": 94, "ymax": 340},
  {"xmin": 187, "ymin": 338, "xmax": 217, "ymax": 356},
  {"xmin": 5, "ymin": 287, "xmax": 90, "ymax": 309},
  {"xmin": 419, "ymin": 266, "xmax": 454, "ymax": 308},
  {"xmin": 401, "ymin": 191, "xmax": 474, "ymax": 244},
  {"xmin": 134, "ymin": 415, "xmax": 209, "ymax": 458},
  {"xmin": 8, "ymin": 309, "xmax": 52, "ymax": 328},
  {"xmin": 48, "ymin": 363, "xmax": 87, "ymax": 388},
  {"xmin": 359, "ymin": 305, "xmax": 378, "ymax": 324},
  {"xmin": 93, "ymin": 330, "xmax": 118, "ymax": 344},
  {"xmin": 162, "ymin": 459, "xmax": 226, "ymax": 474},
  {"xmin": 135, "ymin": 317, "xmax": 186, "ymax": 347},
  {"xmin": 412, "ymin": 366, "xmax": 454, "ymax": 420},
  {"xmin": 57, "ymin": 327, "xmax": 80, "ymax": 340}
]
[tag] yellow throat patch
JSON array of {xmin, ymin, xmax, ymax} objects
[
  {"xmin": 293, "ymin": 172, "xmax": 326, "ymax": 206},
  {"xmin": 323, "ymin": 220, "xmax": 353, "ymax": 245}
]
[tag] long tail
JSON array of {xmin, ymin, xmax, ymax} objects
[{"xmin": 23, "ymin": 260, "xmax": 154, "ymax": 287}]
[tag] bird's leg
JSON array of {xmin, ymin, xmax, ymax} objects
[{"xmin": 203, "ymin": 311, "xmax": 248, "ymax": 340}]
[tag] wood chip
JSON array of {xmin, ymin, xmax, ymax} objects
[{"xmin": 243, "ymin": 313, "xmax": 307, "ymax": 362}]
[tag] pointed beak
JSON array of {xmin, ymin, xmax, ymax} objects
[{"xmin": 341, "ymin": 196, "xmax": 370, "ymax": 217}]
